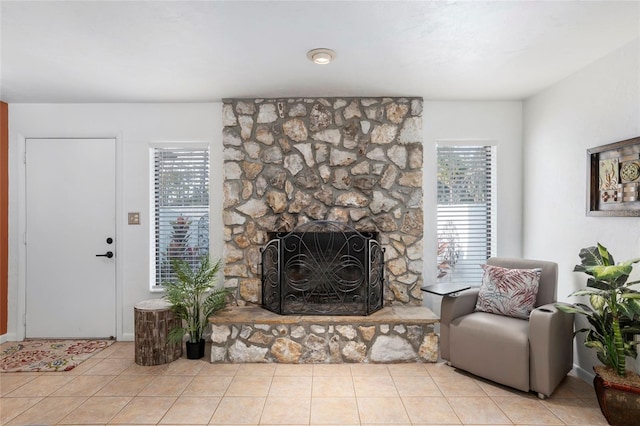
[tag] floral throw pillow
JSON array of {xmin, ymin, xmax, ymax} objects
[{"xmin": 475, "ymin": 264, "xmax": 542, "ymax": 320}]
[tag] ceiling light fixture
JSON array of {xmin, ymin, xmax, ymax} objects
[{"xmin": 307, "ymin": 48, "xmax": 336, "ymax": 65}]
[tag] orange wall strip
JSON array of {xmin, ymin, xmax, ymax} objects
[{"xmin": 0, "ymin": 101, "xmax": 7, "ymax": 335}]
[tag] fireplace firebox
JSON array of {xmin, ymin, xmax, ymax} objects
[{"xmin": 261, "ymin": 221, "xmax": 384, "ymax": 315}]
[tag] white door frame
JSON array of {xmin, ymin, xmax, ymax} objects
[{"xmin": 15, "ymin": 133, "xmax": 125, "ymax": 341}]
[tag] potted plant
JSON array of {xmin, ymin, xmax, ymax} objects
[
  {"xmin": 557, "ymin": 243, "xmax": 640, "ymax": 425},
  {"xmin": 164, "ymin": 256, "xmax": 229, "ymax": 359}
]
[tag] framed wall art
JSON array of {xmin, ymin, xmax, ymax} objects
[{"xmin": 587, "ymin": 136, "xmax": 640, "ymax": 217}]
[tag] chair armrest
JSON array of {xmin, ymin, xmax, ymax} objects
[
  {"xmin": 440, "ymin": 288, "xmax": 480, "ymax": 324},
  {"xmin": 439, "ymin": 288, "xmax": 480, "ymax": 361},
  {"xmin": 529, "ymin": 303, "xmax": 574, "ymax": 397}
]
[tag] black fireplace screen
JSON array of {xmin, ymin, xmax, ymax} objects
[{"xmin": 261, "ymin": 221, "xmax": 384, "ymax": 315}]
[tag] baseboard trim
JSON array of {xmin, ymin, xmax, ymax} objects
[
  {"xmin": 573, "ymin": 364, "xmax": 595, "ymax": 383},
  {"xmin": 0, "ymin": 333, "xmax": 17, "ymax": 343},
  {"xmin": 1, "ymin": 333, "xmax": 135, "ymax": 343}
]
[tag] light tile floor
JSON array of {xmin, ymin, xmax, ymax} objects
[{"xmin": 0, "ymin": 341, "xmax": 607, "ymax": 425}]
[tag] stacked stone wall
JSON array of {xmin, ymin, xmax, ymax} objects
[
  {"xmin": 209, "ymin": 307, "xmax": 438, "ymax": 364},
  {"xmin": 222, "ymin": 97, "xmax": 424, "ymax": 306}
]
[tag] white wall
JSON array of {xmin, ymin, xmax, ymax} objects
[
  {"xmin": 5, "ymin": 101, "xmax": 524, "ymax": 341},
  {"xmin": 7, "ymin": 103, "xmax": 223, "ymax": 341},
  {"xmin": 422, "ymin": 101, "xmax": 524, "ymax": 313},
  {"xmin": 523, "ymin": 38, "xmax": 640, "ymax": 378}
]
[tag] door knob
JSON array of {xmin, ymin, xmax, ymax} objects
[{"xmin": 96, "ymin": 251, "xmax": 114, "ymax": 259}]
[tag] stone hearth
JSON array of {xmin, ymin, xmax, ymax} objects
[{"xmin": 208, "ymin": 306, "xmax": 438, "ymax": 364}]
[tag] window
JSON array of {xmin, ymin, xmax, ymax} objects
[
  {"xmin": 437, "ymin": 145, "xmax": 496, "ymax": 283},
  {"xmin": 152, "ymin": 146, "xmax": 210, "ymax": 287}
]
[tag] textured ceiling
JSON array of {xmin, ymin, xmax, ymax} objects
[{"xmin": 1, "ymin": 1, "xmax": 639, "ymax": 102}]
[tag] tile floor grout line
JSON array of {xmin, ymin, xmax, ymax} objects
[
  {"xmin": 487, "ymin": 393, "xmax": 567, "ymax": 426},
  {"xmin": 105, "ymin": 395, "xmax": 132, "ymax": 426},
  {"xmin": 0, "ymin": 341, "xmax": 609, "ymax": 426},
  {"xmin": 394, "ymin": 376, "xmax": 414, "ymax": 426},
  {"xmin": 487, "ymin": 394, "xmax": 517, "ymax": 426},
  {"xmin": 156, "ymin": 387, "xmax": 182, "ymax": 426},
  {"xmin": 441, "ymin": 391, "xmax": 465, "ymax": 426},
  {"xmin": 258, "ymin": 369, "xmax": 275, "ymax": 425},
  {"xmin": 353, "ymin": 385, "xmax": 364, "ymax": 426}
]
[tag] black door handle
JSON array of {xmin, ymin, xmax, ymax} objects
[{"xmin": 96, "ymin": 251, "xmax": 114, "ymax": 259}]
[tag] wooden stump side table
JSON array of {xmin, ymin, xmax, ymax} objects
[{"xmin": 134, "ymin": 299, "xmax": 182, "ymax": 366}]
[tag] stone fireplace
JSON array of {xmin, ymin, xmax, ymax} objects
[
  {"xmin": 222, "ymin": 97, "xmax": 424, "ymax": 307},
  {"xmin": 261, "ymin": 220, "xmax": 384, "ymax": 316}
]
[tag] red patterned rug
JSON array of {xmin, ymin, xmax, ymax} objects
[{"xmin": 0, "ymin": 339, "xmax": 115, "ymax": 372}]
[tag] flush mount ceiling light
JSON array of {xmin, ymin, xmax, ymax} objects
[{"xmin": 307, "ymin": 48, "xmax": 336, "ymax": 65}]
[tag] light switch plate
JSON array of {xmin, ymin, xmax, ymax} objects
[{"xmin": 128, "ymin": 212, "xmax": 140, "ymax": 225}]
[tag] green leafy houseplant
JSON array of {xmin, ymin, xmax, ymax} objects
[
  {"xmin": 557, "ymin": 243, "xmax": 640, "ymax": 376},
  {"xmin": 164, "ymin": 256, "xmax": 229, "ymax": 355}
]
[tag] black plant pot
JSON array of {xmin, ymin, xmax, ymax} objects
[{"xmin": 185, "ymin": 339, "xmax": 205, "ymax": 359}]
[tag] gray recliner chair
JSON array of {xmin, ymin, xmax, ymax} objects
[{"xmin": 440, "ymin": 257, "xmax": 574, "ymax": 399}]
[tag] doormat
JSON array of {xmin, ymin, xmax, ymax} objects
[{"xmin": 0, "ymin": 339, "xmax": 115, "ymax": 372}]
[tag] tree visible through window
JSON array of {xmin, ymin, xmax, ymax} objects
[
  {"xmin": 153, "ymin": 147, "xmax": 210, "ymax": 286},
  {"xmin": 437, "ymin": 145, "xmax": 495, "ymax": 283}
]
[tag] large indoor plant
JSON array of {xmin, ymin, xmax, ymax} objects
[
  {"xmin": 164, "ymin": 256, "xmax": 229, "ymax": 359},
  {"xmin": 557, "ymin": 243, "xmax": 640, "ymax": 425}
]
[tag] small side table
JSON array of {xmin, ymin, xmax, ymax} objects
[
  {"xmin": 134, "ymin": 299, "xmax": 182, "ymax": 366},
  {"xmin": 421, "ymin": 283, "xmax": 471, "ymax": 297}
]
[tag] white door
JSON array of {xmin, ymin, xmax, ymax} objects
[{"xmin": 26, "ymin": 138, "xmax": 116, "ymax": 338}]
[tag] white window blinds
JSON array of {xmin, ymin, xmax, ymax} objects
[
  {"xmin": 437, "ymin": 145, "xmax": 495, "ymax": 283},
  {"xmin": 153, "ymin": 147, "xmax": 210, "ymax": 286}
]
